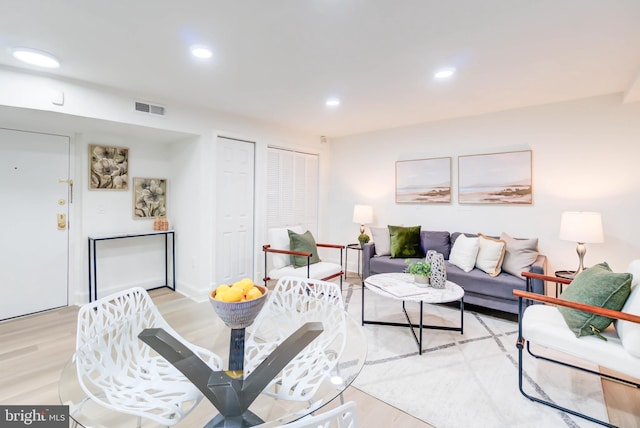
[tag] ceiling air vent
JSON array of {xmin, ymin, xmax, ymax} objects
[{"xmin": 134, "ymin": 101, "xmax": 166, "ymax": 116}]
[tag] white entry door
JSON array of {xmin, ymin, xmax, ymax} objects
[
  {"xmin": 0, "ymin": 128, "xmax": 69, "ymax": 320},
  {"xmin": 215, "ymin": 137, "xmax": 255, "ymax": 285}
]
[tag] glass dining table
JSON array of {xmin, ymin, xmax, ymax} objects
[{"xmin": 58, "ymin": 294, "xmax": 367, "ymax": 427}]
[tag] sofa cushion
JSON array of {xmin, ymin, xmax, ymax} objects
[
  {"xmin": 388, "ymin": 225, "xmax": 425, "ymax": 258},
  {"xmin": 500, "ymin": 232, "xmax": 539, "ymax": 279},
  {"xmin": 475, "ymin": 233, "xmax": 506, "ymax": 277},
  {"xmin": 448, "ymin": 234, "xmax": 479, "ymax": 272},
  {"xmin": 615, "ymin": 260, "xmax": 640, "ymax": 357},
  {"xmin": 558, "ymin": 262, "xmax": 632, "ymax": 340},
  {"xmin": 268, "ymin": 225, "xmax": 303, "ymax": 268},
  {"xmin": 371, "ymin": 227, "xmax": 391, "ymax": 256},
  {"xmin": 422, "ymin": 231, "xmax": 451, "ymax": 259},
  {"xmin": 288, "ymin": 229, "xmax": 321, "ymax": 268}
]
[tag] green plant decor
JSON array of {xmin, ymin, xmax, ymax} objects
[
  {"xmin": 358, "ymin": 233, "xmax": 370, "ymax": 244},
  {"xmin": 405, "ymin": 259, "xmax": 431, "ymax": 277}
]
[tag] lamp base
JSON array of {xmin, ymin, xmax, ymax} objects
[{"xmin": 575, "ymin": 242, "xmax": 587, "ymax": 276}]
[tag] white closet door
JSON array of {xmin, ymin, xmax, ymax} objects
[
  {"xmin": 216, "ymin": 137, "xmax": 255, "ymax": 285},
  {"xmin": 0, "ymin": 128, "xmax": 69, "ymax": 320}
]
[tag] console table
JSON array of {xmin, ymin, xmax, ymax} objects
[{"xmin": 88, "ymin": 230, "xmax": 175, "ymax": 302}]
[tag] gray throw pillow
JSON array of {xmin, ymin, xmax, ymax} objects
[
  {"xmin": 558, "ymin": 262, "xmax": 632, "ymax": 340},
  {"xmin": 370, "ymin": 227, "xmax": 391, "ymax": 256},
  {"xmin": 500, "ymin": 232, "xmax": 539, "ymax": 278}
]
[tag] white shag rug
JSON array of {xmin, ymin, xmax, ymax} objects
[{"xmin": 341, "ymin": 283, "xmax": 608, "ymax": 428}]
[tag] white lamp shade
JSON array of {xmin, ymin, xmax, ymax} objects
[
  {"xmin": 352, "ymin": 205, "xmax": 373, "ymax": 225},
  {"xmin": 559, "ymin": 211, "xmax": 604, "ymax": 243}
]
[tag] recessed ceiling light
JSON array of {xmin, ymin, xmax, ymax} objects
[
  {"xmin": 191, "ymin": 46, "xmax": 212, "ymax": 59},
  {"xmin": 325, "ymin": 98, "xmax": 340, "ymax": 107},
  {"xmin": 434, "ymin": 68, "xmax": 456, "ymax": 80},
  {"xmin": 12, "ymin": 47, "xmax": 60, "ymax": 69}
]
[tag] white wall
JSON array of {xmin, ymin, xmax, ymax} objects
[
  {"xmin": 0, "ymin": 67, "xmax": 329, "ymax": 303},
  {"xmin": 328, "ymin": 94, "xmax": 640, "ymax": 275}
]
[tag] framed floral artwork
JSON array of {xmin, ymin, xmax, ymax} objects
[
  {"xmin": 89, "ymin": 144, "xmax": 129, "ymax": 190},
  {"xmin": 458, "ymin": 150, "xmax": 532, "ymax": 204},
  {"xmin": 396, "ymin": 157, "xmax": 452, "ymax": 203},
  {"xmin": 133, "ymin": 177, "xmax": 167, "ymax": 219}
]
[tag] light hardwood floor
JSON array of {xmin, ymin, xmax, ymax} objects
[{"xmin": 1, "ymin": 286, "xmax": 638, "ymax": 427}]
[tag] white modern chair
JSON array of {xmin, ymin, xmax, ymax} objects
[
  {"xmin": 263, "ymin": 226, "xmax": 344, "ymax": 288},
  {"xmin": 277, "ymin": 401, "xmax": 359, "ymax": 428},
  {"xmin": 515, "ymin": 260, "xmax": 640, "ymax": 427},
  {"xmin": 74, "ymin": 287, "xmax": 223, "ymax": 426},
  {"xmin": 244, "ymin": 277, "xmax": 347, "ymax": 402}
]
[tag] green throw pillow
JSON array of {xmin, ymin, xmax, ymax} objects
[
  {"xmin": 287, "ymin": 229, "xmax": 322, "ymax": 268},
  {"xmin": 388, "ymin": 225, "xmax": 425, "ymax": 258},
  {"xmin": 558, "ymin": 262, "xmax": 632, "ymax": 340}
]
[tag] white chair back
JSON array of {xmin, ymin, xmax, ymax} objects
[
  {"xmin": 244, "ymin": 277, "xmax": 347, "ymax": 401},
  {"xmin": 75, "ymin": 287, "xmax": 222, "ymax": 426}
]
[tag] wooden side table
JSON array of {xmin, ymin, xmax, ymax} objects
[{"xmin": 344, "ymin": 243, "xmax": 363, "ymax": 280}]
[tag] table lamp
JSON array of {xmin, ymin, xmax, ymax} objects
[
  {"xmin": 559, "ymin": 211, "xmax": 604, "ymax": 276},
  {"xmin": 353, "ymin": 204, "xmax": 373, "ymax": 245}
]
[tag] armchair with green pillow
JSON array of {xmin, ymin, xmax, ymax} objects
[
  {"xmin": 262, "ymin": 226, "xmax": 344, "ymax": 288},
  {"xmin": 514, "ymin": 260, "xmax": 640, "ymax": 426}
]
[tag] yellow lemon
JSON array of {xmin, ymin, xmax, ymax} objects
[
  {"xmin": 215, "ymin": 284, "xmax": 231, "ymax": 295},
  {"xmin": 233, "ymin": 278, "xmax": 254, "ymax": 293},
  {"xmin": 246, "ymin": 287, "xmax": 263, "ymax": 301},
  {"xmin": 221, "ymin": 287, "xmax": 244, "ymax": 302}
]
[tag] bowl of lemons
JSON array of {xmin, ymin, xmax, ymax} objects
[{"xmin": 209, "ymin": 278, "xmax": 268, "ymax": 329}]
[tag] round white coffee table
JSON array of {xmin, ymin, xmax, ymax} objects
[{"xmin": 362, "ymin": 272, "xmax": 464, "ymax": 355}]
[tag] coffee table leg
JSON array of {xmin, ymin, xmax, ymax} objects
[
  {"xmin": 419, "ymin": 302, "xmax": 423, "ymax": 355},
  {"xmin": 460, "ymin": 297, "xmax": 464, "ymax": 334}
]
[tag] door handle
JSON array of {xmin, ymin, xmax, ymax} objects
[{"xmin": 57, "ymin": 213, "xmax": 66, "ymax": 230}]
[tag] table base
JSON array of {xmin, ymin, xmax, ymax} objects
[
  {"xmin": 204, "ymin": 410, "xmax": 263, "ymax": 428},
  {"xmin": 362, "ymin": 288, "xmax": 464, "ymax": 355}
]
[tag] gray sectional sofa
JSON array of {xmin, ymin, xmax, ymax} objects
[{"xmin": 362, "ymin": 231, "xmax": 547, "ymax": 314}]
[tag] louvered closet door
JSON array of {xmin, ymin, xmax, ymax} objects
[{"xmin": 266, "ymin": 147, "xmax": 319, "ymax": 233}]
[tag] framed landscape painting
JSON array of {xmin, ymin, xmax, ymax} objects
[
  {"xmin": 89, "ymin": 144, "xmax": 129, "ymax": 190},
  {"xmin": 133, "ymin": 177, "xmax": 167, "ymax": 219},
  {"xmin": 458, "ymin": 150, "xmax": 532, "ymax": 204},
  {"xmin": 396, "ymin": 157, "xmax": 451, "ymax": 203}
]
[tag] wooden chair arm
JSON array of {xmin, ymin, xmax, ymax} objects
[
  {"xmin": 316, "ymin": 243, "xmax": 345, "ymax": 249},
  {"xmin": 262, "ymin": 244, "xmax": 311, "ymax": 257},
  {"xmin": 521, "ymin": 271, "xmax": 572, "ymax": 285},
  {"xmin": 513, "ymin": 289, "xmax": 640, "ymax": 324}
]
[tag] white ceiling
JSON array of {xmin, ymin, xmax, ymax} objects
[{"xmin": 1, "ymin": 0, "xmax": 640, "ymax": 138}]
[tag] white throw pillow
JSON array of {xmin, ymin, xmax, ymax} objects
[
  {"xmin": 500, "ymin": 232, "xmax": 539, "ymax": 278},
  {"xmin": 448, "ymin": 234, "xmax": 480, "ymax": 273},
  {"xmin": 475, "ymin": 233, "xmax": 506, "ymax": 277},
  {"xmin": 615, "ymin": 260, "xmax": 640, "ymax": 357},
  {"xmin": 370, "ymin": 227, "xmax": 391, "ymax": 256},
  {"xmin": 268, "ymin": 225, "xmax": 303, "ymax": 268}
]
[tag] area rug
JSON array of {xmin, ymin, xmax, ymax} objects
[{"xmin": 341, "ymin": 283, "xmax": 608, "ymax": 428}]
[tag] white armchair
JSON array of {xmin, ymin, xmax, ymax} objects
[
  {"xmin": 514, "ymin": 260, "xmax": 640, "ymax": 427},
  {"xmin": 263, "ymin": 226, "xmax": 344, "ymax": 288}
]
